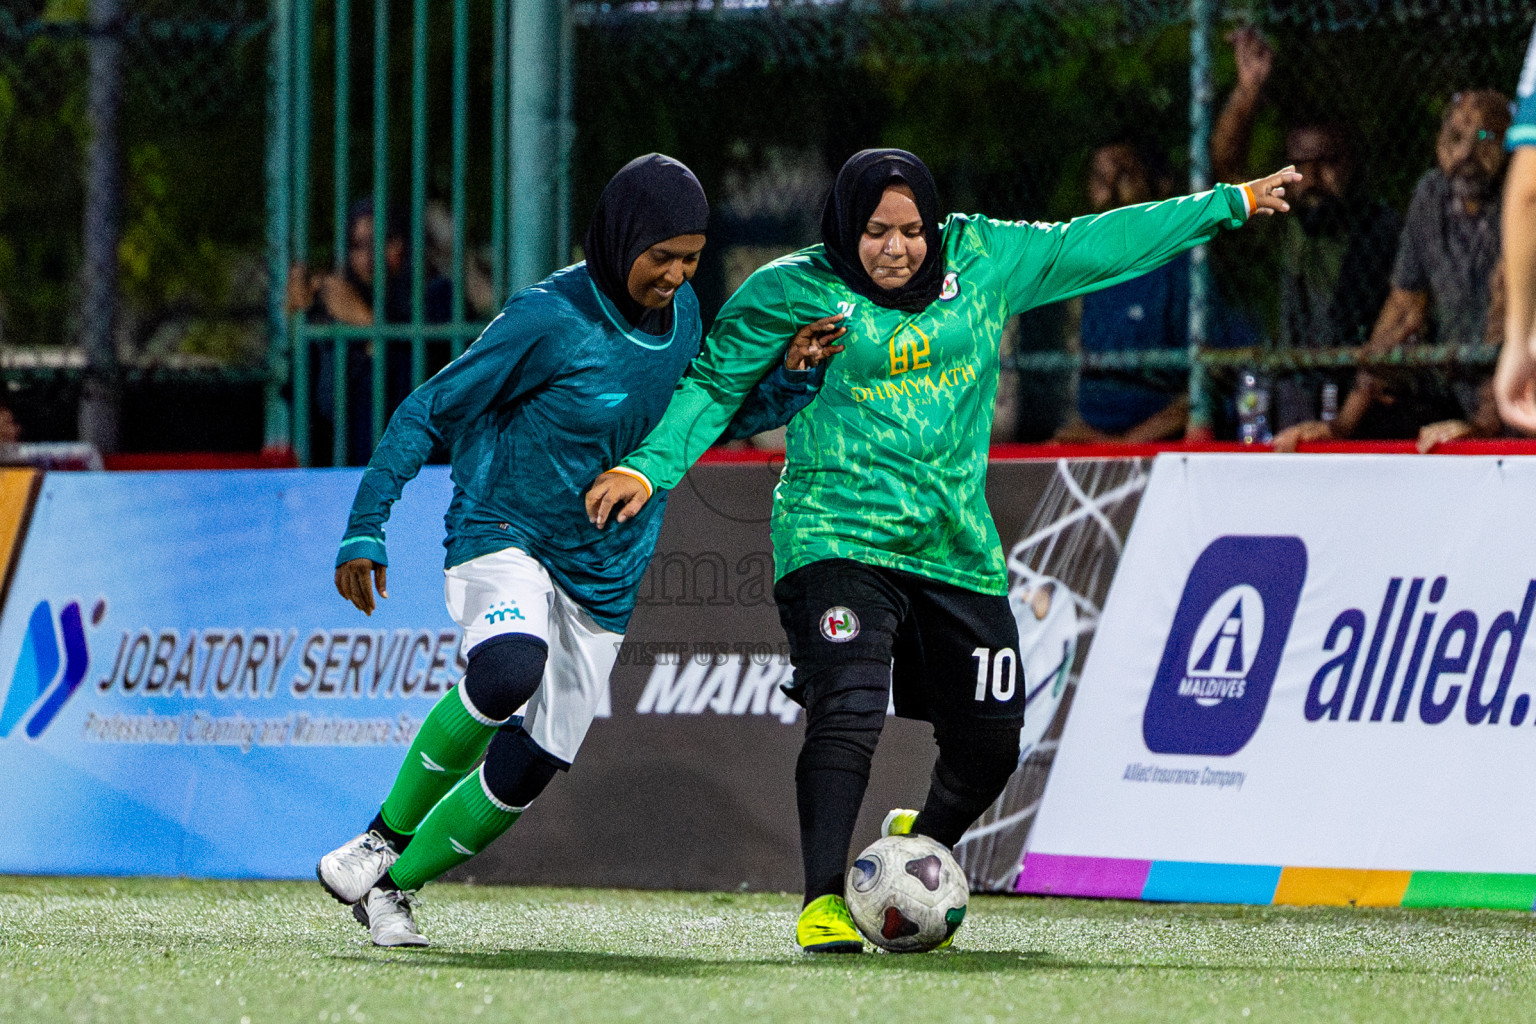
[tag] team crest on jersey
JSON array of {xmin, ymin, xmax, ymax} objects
[
  {"xmin": 939, "ymin": 272, "xmax": 960, "ymax": 301},
  {"xmin": 820, "ymin": 606, "xmax": 860, "ymax": 642}
]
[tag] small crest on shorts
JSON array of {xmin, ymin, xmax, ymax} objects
[
  {"xmin": 939, "ymin": 272, "xmax": 960, "ymax": 301},
  {"xmin": 484, "ymin": 601, "xmax": 526, "ymax": 625},
  {"xmin": 820, "ymin": 606, "xmax": 860, "ymax": 642}
]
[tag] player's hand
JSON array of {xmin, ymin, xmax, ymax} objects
[
  {"xmin": 285, "ymin": 264, "xmax": 318, "ymax": 314},
  {"xmin": 317, "ymin": 273, "xmax": 374, "ymax": 326},
  {"xmin": 1495, "ymin": 333, "xmax": 1536, "ymax": 434},
  {"xmin": 1271, "ymin": 420, "xmax": 1334, "ymax": 452},
  {"xmin": 1416, "ymin": 419, "xmax": 1476, "ymax": 453},
  {"xmin": 786, "ymin": 314, "xmax": 847, "ymax": 371},
  {"xmin": 1243, "ymin": 166, "xmax": 1301, "ymax": 217},
  {"xmin": 335, "ymin": 557, "xmax": 387, "ymax": 616},
  {"xmin": 1227, "ymin": 26, "xmax": 1274, "ymax": 94},
  {"xmin": 586, "ymin": 470, "xmax": 651, "ymax": 529}
]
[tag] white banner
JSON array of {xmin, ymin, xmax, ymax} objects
[{"xmin": 1025, "ymin": 454, "xmax": 1536, "ymax": 902}]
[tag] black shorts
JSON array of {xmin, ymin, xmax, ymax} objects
[{"xmin": 774, "ymin": 558, "xmax": 1025, "ymax": 729}]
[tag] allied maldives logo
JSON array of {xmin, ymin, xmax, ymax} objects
[
  {"xmin": 1143, "ymin": 536, "xmax": 1307, "ymax": 756},
  {"xmin": 0, "ymin": 599, "xmax": 101, "ymax": 740}
]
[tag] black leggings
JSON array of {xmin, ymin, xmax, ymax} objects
[{"xmin": 775, "ymin": 559, "xmax": 1024, "ymax": 903}]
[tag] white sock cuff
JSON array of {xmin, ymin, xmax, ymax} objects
[
  {"xmin": 458, "ymin": 682, "xmax": 511, "ymax": 728},
  {"xmin": 477, "ymin": 765, "xmax": 530, "ymax": 815}
]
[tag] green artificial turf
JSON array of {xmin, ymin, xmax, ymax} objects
[{"xmin": 3, "ymin": 877, "xmax": 1536, "ymax": 1023}]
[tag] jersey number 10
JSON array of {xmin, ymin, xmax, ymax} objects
[{"xmin": 971, "ymin": 646, "xmax": 1018, "ymax": 702}]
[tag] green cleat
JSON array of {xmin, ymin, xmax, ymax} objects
[{"xmin": 796, "ymin": 894, "xmax": 865, "ymax": 954}]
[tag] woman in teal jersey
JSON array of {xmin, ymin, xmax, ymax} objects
[
  {"xmin": 317, "ymin": 154, "xmax": 837, "ymax": 948},
  {"xmin": 588, "ymin": 149, "xmax": 1298, "ymax": 952}
]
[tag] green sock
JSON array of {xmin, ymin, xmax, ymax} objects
[
  {"xmin": 379, "ymin": 686, "xmax": 497, "ymax": 836},
  {"xmin": 388, "ymin": 769, "xmax": 522, "ymax": 890}
]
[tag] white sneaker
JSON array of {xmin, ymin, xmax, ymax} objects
[
  {"xmin": 353, "ymin": 887, "xmax": 429, "ymax": 947},
  {"xmin": 881, "ymin": 808, "xmax": 919, "ymax": 837},
  {"xmin": 317, "ymin": 831, "xmax": 399, "ymax": 905}
]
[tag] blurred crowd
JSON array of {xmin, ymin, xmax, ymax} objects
[
  {"xmin": 282, "ymin": 26, "xmax": 1536, "ymax": 462},
  {"xmin": 1051, "ymin": 28, "xmax": 1516, "ymax": 452}
]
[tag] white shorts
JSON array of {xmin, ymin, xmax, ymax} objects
[{"xmin": 443, "ymin": 547, "xmax": 619, "ymax": 764}]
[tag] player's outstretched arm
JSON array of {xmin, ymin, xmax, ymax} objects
[
  {"xmin": 335, "ymin": 557, "xmax": 388, "ymax": 615},
  {"xmin": 992, "ymin": 166, "xmax": 1300, "ymax": 313}
]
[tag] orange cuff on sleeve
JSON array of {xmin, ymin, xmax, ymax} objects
[
  {"xmin": 608, "ymin": 465, "xmax": 654, "ymax": 497},
  {"xmin": 1240, "ymin": 183, "xmax": 1258, "ymax": 217}
]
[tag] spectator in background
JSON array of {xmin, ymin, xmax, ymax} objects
[
  {"xmin": 425, "ymin": 199, "xmax": 496, "ymax": 320},
  {"xmin": 287, "ymin": 199, "xmax": 453, "ymax": 465},
  {"xmin": 1214, "ymin": 27, "xmax": 1402, "ymax": 431},
  {"xmin": 1275, "ymin": 90, "xmax": 1511, "ymax": 451},
  {"xmin": 1495, "ymin": 27, "xmax": 1536, "ymax": 434},
  {"xmin": 1053, "ymin": 141, "xmax": 1254, "ymax": 442}
]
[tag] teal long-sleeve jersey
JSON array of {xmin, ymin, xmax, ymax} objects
[{"xmin": 337, "ymin": 262, "xmax": 820, "ymax": 632}]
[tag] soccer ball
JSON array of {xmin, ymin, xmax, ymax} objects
[{"xmin": 845, "ymin": 834, "xmax": 968, "ymax": 952}]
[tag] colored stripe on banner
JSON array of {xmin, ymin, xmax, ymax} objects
[
  {"xmin": 1016, "ymin": 853, "xmax": 1150, "ymax": 899},
  {"xmin": 1020, "ymin": 853, "xmax": 1536, "ymax": 910},
  {"xmin": 1141, "ymin": 860, "xmax": 1282, "ymax": 904},
  {"xmin": 1273, "ymin": 867, "xmax": 1411, "ymax": 907},
  {"xmin": 1401, "ymin": 872, "xmax": 1536, "ymax": 910},
  {"xmin": 0, "ymin": 469, "xmax": 37, "ymax": 610}
]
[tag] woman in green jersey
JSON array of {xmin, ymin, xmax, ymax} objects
[{"xmin": 587, "ymin": 149, "xmax": 1298, "ymax": 953}]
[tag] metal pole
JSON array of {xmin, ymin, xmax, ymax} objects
[
  {"xmin": 289, "ymin": 0, "xmax": 313, "ymax": 464},
  {"xmin": 491, "ymin": 0, "xmax": 508, "ymax": 306},
  {"xmin": 80, "ymin": 0, "xmax": 124, "ymax": 456},
  {"xmin": 329, "ymin": 0, "xmax": 353, "ymax": 468},
  {"xmin": 333, "ymin": 0, "xmax": 351, "ymax": 269},
  {"xmin": 370, "ymin": 0, "xmax": 389, "ymax": 451},
  {"xmin": 450, "ymin": 0, "xmax": 469, "ymax": 354},
  {"xmin": 265, "ymin": 0, "xmax": 294, "ymax": 459},
  {"xmin": 554, "ymin": 0, "xmax": 575, "ymax": 269},
  {"xmin": 1186, "ymin": 0, "xmax": 1215, "ymax": 436},
  {"xmin": 509, "ymin": 0, "xmax": 563, "ymax": 291},
  {"xmin": 409, "ymin": 0, "xmax": 428, "ymax": 388}
]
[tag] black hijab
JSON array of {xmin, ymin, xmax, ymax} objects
[
  {"xmin": 820, "ymin": 149, "xmax": 945, "ymax": 314},
  {"xmin": 584, "ymin": 153, "xmax": 709, "ymax": 332}
]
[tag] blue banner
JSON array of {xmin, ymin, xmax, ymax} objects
[{"xmin": 0, "ymin": 468, "xmax": 461, "ymax": 878}]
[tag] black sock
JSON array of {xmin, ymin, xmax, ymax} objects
[
  {"xmin": 798, "ymin": 762, "xmax": 870, "ymax": 905},
  {"xmin": 368, "ymin": 811, "xmax": 414, "ymax": 854},
  {"xmin": 913, "ymin": 726, "xmax": 1020, "ymax": 848},
  {"xmin": 375, "ymin": 869, "xmax": 402, "ymax": 892},
  {"xmin": 481, "ymin": 727, "xmax": 567, "ymax": 808}
]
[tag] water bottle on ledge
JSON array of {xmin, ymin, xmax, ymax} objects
[
  {"xmin": 1320, "ymin": 381, "xmax": 1339, "ymax": 425},
  {"xmin": 1237, "ymin": 371, "xmax": 1271, "ymax": 445}
]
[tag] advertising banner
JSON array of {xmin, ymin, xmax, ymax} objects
[
  {"xmin": 0, "ymin": 469, "xmax": 466, "ymax": 879},
  {"xmin": 1021, "ymin": 454, "xmax": 1536, "ymax": 909},
  {"xmin": 0, "ymin": 458, "xmax": 1143, "ymax": 890}
]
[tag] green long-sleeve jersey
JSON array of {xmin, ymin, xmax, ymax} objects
[{"xmin": 623, "ymin": 185, "xmax": 1252, "ymax": 594}]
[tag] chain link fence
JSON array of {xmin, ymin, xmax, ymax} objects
[
  {"xmin": 577, "ymin": 0, "xmax": 1536, "ymax": 442},
  {"xmin": 3, "ymin": 0, "xmax": 1533, "ymax": 443},
  {"xmin": 0, "ymin": 2, "xmax": 269, "ymax": 449}
]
